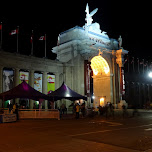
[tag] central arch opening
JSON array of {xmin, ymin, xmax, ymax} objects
[
  {"xmin": 91, "ymin": 55, "xmax": 110, "ymax": 76},
  {"xmin": 90, "ymin": 55, "xmax": 111, "ymax": 109}
]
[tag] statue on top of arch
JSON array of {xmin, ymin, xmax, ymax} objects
[{"xmin": 83, "ymin": 3, "xmax": 109, "ymax": 39}]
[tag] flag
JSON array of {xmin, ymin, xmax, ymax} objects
[
  {"xmin": 39, "ymin": 36, "xmax": 45, "ymax": 40},
  {"xmin": 9, "ymin": 29, "xmax": 18, "ymax": 35},
  {"xmin": 30, "ymin": 35, "xmax": 33, "ymax": 43},
  {"xmin": 124, "ymin": 56, "xmax": 128, "ymax": 64},
  {"xmin": 131, "ymin": 57, "xmax": 134, "ymax": 64},
  {"xmin": 9, "ymin": 26, "xmax": 19, "ymax": 53}
]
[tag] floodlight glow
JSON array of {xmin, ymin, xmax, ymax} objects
[
  {"xmin": 66, "ymin": 93, "xmax": 70, "ymax": 97},
  {"xmin": 92, "ymin": 95, "xmax": 95, "ymax": 99},
  {"xmin": 149, "ymin": 72, "xmax": 152, "ymax": 78},
  {"xmin": 100, "ymin": 97, "xmax": 105, "ymax": 106}
]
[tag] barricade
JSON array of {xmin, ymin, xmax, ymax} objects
[{"xmin": 19, "ymin": 109, "xmax": 60, "ymax": 120}]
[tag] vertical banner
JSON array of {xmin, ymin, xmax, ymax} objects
[
  {"xmin": 47, "ymin": 74, "xmax": 55, "ymax": 94},
  {"xmin": 84, "ymin": 60, "xmax": 90, "ymax": 96},
  {"xmin": 3, "ymin": 69, "xmax": 14, "ymax": 92},
  {"xmin": 34, "ymin": 73, "xmax": 42, "ymax": 92},
  {"xmin": 19, "ymin": 71, "xmax": 29, "ymax": 84},
  {"xmin": 122, "ymin": 68, "xmax": 125, "ymax": 95}
]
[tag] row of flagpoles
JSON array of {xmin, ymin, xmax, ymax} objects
[
  {"xmin": 124, "ymin": 56, "xmax": 152, "ymax": 73},
  {"xmin": 0, "ymin": 23, "xmax": 47, "ymax": 57}
]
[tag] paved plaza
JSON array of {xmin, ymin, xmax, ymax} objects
[{"xmin": 1, "ymin": 112, "xmax": 152, "ymax": 152}]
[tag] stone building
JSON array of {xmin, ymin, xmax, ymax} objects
[{"xmin": 0, "ymin": 4, "xmax": 128, "ymax": 110}]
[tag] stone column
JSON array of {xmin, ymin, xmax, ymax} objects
[
  {"xmin": 42, "ymin": 71, "xmax": 48, "ymax": 109},
  {"xmin": 0, "ymin": 66, "xmax": 3, "ymax": 93},
  {"xmin": 112, "ymin": 51, "xmax": 116, "ymax": 106},
  {"xmin": 14, "ymin": 68, "xmax": 20, "ymax": 104},
  {"xmin": 0, "ymin": 66, "xmax": 3, "ymax": 107},
  {"xmin": 29, "ymin": 70, "xmax": 34, "ymax": 109},
  {"xmin": 55, "ymin": 72, "xmax": 60, "ymax": 89},
  {"xmin": 55, "ymin": 72, "xmax": 60, "ymax": 108}
]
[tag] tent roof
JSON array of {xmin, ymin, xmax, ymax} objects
[
  {"xmin": 49, "ymin": 82, "xmax": 87, "ymax": 101},
  {"xmin": 0, "ymin": 81, "xmax": 51, "ymax": 101}
]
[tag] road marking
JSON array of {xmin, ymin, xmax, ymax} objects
[
  {"xmin": 99, "ymin": 121, "xmax": 123, "ymax": 126},
  {"xmin": 89, "ymin": 120, "xmax": 123, "ymax": 126},
  {"xmin": 69, "ymin": 130, "xmax": 112, "ymax": 137},
  {"xmin": 69, "ymin": 123, "xmax": 152, "ymax": 137},
  {"xmin": 144, "ymin": 128, "xmax": 152, "ymax": 131}
]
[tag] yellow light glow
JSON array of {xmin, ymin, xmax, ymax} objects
[
  {"xmin": 93, "ymin": 69, "xmax": 98, "ymax": 75},
  {"xmin": 100, "ymin": 97, "xmax": 105, "ymax": 106},
  {"xmin": 91, "ymin": 55, "xmax": 110, "ymax": 76}
]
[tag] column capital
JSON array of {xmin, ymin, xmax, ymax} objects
[{"xmin": 116, "ymin": 49, "xmax": 128, "ymax": 67}]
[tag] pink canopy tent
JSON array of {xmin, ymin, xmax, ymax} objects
[
  {"xmin": 48, "ymin": 82, "xmax": 87, "ymax": 101},
  {"xmin": 0, "ymin": 81, "xmax": 51, "ymax": 101}
]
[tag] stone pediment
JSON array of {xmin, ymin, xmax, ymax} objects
[{"xmin": 52, "ymin": 26, "xmax": 119, "ymax": 62}]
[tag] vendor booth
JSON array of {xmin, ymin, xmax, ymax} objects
[{"xmin": 0, "ymin": 81, "xmax": 60, "ymax": 122}]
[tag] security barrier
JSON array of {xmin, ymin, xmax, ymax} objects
[{"xmin": 19, "ymin": 109, "xmax": 60, "ymax": 120}]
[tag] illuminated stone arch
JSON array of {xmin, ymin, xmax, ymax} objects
[{"xmin": 90, "ymin": 55, "xmax": 110, "ymax": 76}]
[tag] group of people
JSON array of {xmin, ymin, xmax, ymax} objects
[
  {"xmin": 98, "ymin": 102, "xmax": 114, "ymax": 118},
  {"xmin": 73, "ymin": 102, "xmax": 85, "ymax": 119}
]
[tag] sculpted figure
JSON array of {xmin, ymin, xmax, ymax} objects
[
  {"xmin": 85, "ymin": 3, "xmax": 98, "ymax": 26},
  {"xmin": 118, "ymin": 35, "xmax": 122, "ymax": 48}
]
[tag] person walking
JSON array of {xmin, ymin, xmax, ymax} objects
[
  {"xmin": 122, "ymin": 104, "xmax": 128, "ymax": 118},
  {"xmin": 76, "ymin": 103, "xmax": 80, "ymax": 119},
  {"xmin": 13, "ymin": 103, "xmax": 16, "ymax": 114},
  {"xmin": 109, "ymin": 103, "xmax": 114, "ymax": 118},
  {"xmin": 81, "ymin": 102, "xmax": 85, "ymax": 118}
]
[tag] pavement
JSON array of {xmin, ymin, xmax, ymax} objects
[{"xmin": 1, "ymin": 110, "xmax": 152, "ymax": 152}]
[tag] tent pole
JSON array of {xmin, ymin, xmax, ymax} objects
[{"xmin": 2, "ymin": 96, "xmax": 4, "ymax": 114}]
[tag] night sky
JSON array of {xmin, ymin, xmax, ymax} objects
[{"xmin": 0, "ymin": 0, "xmax": 151, "ymax": 60}]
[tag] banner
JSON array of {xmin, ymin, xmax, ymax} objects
[
  {"xmin": 47, "ymin": 75, "xmax": 55, "ymax": 94},
  {"xmin": 34, "ymin": 73, "xmax": 42, "ymax": 92},
  {"xmin": 84, "ymin": 61, "xmax": 91, "ymax": 96},
  {"xmin": 3, "ymin": 69, "xmax": 14, "ymax": 92},
  {"xmin": 19, "ymin": 71, "xmax": 29, "ymax": 84}
]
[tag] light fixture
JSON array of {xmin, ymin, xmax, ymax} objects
[
  {"xmin": 100, "ymin": 97, "xmax": 105, "ymax": 106},
  {"xmin": 91, "ymin": 55, "xmax": 110, "ymax": 76}
]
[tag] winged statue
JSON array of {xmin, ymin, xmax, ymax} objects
[{"xmin": 85, "ymin": 3, "xmax": 98, "ymax": 26}]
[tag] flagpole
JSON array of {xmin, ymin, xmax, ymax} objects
[
  {"xmin": 45, "ymin": 34, "xmax": 46, "ymax": 58},
  {"xmin": 143, "ymin": 59, "xmax": 144, "ymax": 74},
  {"xmin": 137, "ymin": 58, "xmax": 139, "ymax": 73},
  {"xmin": 0, "ymin": 22, "xmax": 2, "ymax": 50},
  {"xmin": 132, "ymin": 57, "xmax": 134, "ymax": 72},
  {"xmin": 31, "ymin": 30, "xmax": 33, "ymax": 56},
  {"xmin": 128, "ymin": 56, "xmax": 129, "ymax": 73},
  {"xmin": 17, "ymin": 26, "xmax": 19, "ymax": 53}
]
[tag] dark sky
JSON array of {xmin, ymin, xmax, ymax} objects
[{"xmin": 0, "ymin": 0, "xmax": 151, "ymax": 60}]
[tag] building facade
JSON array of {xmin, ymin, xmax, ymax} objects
[{"xmin": 0, "ymin": 4, "xmax": 128, "ymax": 110}]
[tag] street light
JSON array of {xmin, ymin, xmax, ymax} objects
[{"xmin": 148, "ymin": 72, "xmax": 152, "ymax": 78}]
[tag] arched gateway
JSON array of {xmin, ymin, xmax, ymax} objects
[
  {"xmin": 0, "ymin": 4, "xmax": 128, "ymax": 111},
  {"xmin": 52, "ymin": 3, "xmax": 128, "ymax": 110}
]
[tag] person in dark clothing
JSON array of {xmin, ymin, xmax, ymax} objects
[
  {"xmin": 81, "ymin": 102, "xmax": 85, "ymax": 117},
  {"xmin": 109, "ymin": 103, "xmax": 114, "ymax": 118},
  {"xmin": 122, "ymin": 104, "xmax": 127, "ymax": 118},
  {"xmin": 132, "ymin": 104, "xmax": 139, "ymax": 117},
  {"xmin": 15, "ymin": 103, "xmax": 19, "ymax": 120}
]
